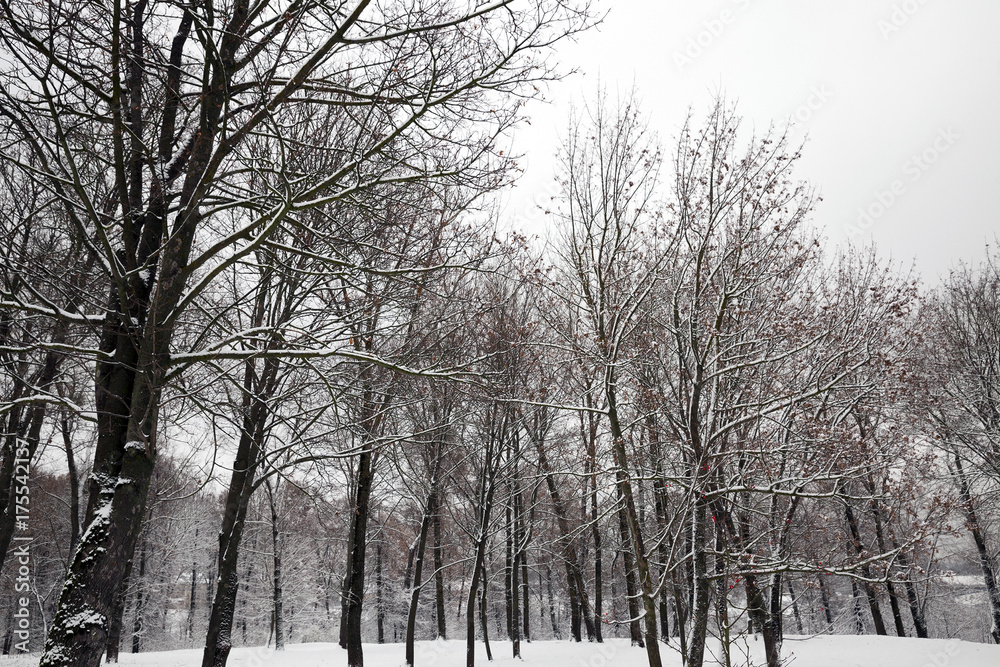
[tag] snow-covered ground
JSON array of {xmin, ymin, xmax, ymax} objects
[{"xmin": 3, "ymin": 636, "xmax": 996, "ymax": 667}]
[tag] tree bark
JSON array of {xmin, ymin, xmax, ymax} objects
[
  {"xmin": 954, "ymin": 452, "xmax": 1000, "ymax": 643},
  {"xmin": 888, "ymin": 529, "xmax": 928, "ymax": 638},
  {"xmin": 376, "ymin": 541, "xmax": 385, "ymax": 645},
  {"xmin": 202, "ymin": 356, "xmax": 277, "ymax": 667},
  {"xmin": 406, "ymin": 485, "xmax": 437, "ymax": 667},
  {"xmin": 787, "ymin": 579, "xmax": 804, "ymax": 634},
  {"xmin": 817, "ymin": 575, "xmax": 834, "ymax": 630},
  {"xmin": 843, "ymin": 499, "xmax": 888, "ymax": 635},
  {"xmin": 687, "ymin": 497, "xmax": 711, "ymax": 667},
  {"xmin": 130, "ymin": 548, "xmax": 146, "ymax": 653},
  {"xmin": 508, "ymin": 483, "xmax": 521, "ymax": 658},
  {"xmin": 268, "ymin": 481, "xmax": 284, "ymax": 651},
  {"xmin": 617, "ymin": 500, "xmax": 643, "ymax": 646},
  {"xmin": 433, "ymin": 508, "xmax": 447, "ymax": 639},
  {"xmin": 532, "ymin": 431, "xmax": 595, "ymax": 641},
  {"xmin": 479, "ymin": 582, "xmax": 493, "ymax": 662},
  {"xmin": 105, "ymin": 552, "xmax": 133, "ymax": 663},
  {"xmin": 545, "ymin": 562, "xmax": 560, "ymax": 639},
  {"xmin": 61, "ymin": 413, "xmax": 81, "ymax": 558},
  {"xmin": 606, "ymin": 384, "xmax": 660, "ymax": 667},
  {"xmin": 345, "ymin": 447, "xmax": 374, "ymax": 667}
]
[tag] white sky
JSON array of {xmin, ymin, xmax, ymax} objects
[{"xmin": 506, "ymin": 0, "xmax": 1000, "ymax": 283}]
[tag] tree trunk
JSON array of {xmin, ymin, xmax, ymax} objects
[
  {"xmin": 851, "ymin": 579, "xmax": 865, "ymax": 633},
  {"xmin": 787, "ymin": 579, "xmax": 804, "ymax": 634},
  {"xmin": 345, "ymin": 447, "xmax": 374, "ymax": 667},
  {"xmin": 202, "ymin": 358, "xmax": 275, "ymax": 667},
  {"xmin": 269, "ymin": 483, "xmax": 284, "ymax": 651},
  {"xmin": 617, "ymin": 501, "xmax": 643, "ymax": 646},
  {"xmin": 406, "ymin": 487, "xmax": 436, "ymax": 667},
  {"xmin": 868, "ymin": 497, "xmax": 905, "ymax": 637},
  {"xmin": 519, "ymin": 527, "xmax": 530, "ymax": 643},
  {"xmin": 715, "ymin": 526, "xmax": 731, "ymax": 667},
  {"xmin": 434, "ymin": 509, "xmax": 447, "ymax": 639},
  {"xmin": 687, "ymin": 498, "xmax": 711, "ymax": 667},
  {"xmin": 817, "ymin": 575, "xmax": 834, "ymax": 630},
  {"xmin": 479, "ymin": 574, "xmax": 493, "ymax": 662},
  {"xmin": 509, "ymin": 488, "xmax": 521, "ymax": 658},
  {"xmin": 0, "ymin": 331, "xmax": 66, "ymax": 573},
  {"xmin": 188, "ymin": 544, "xmax": 197, "ymax": 641},
  {"xmin": 376, "ymin": 541, "xmax": 385, "ymax": 645},
  {"xmin": 545, "ymin": 562, "xmax": 560, "ymax": 639},
  {"xmin": 130, "ymin": 549, "xmax": 146, "ymax": 653},
  {"xmin": 105, "ymin": 551, "xmax": 134, "ymax": 663},
  {"xmin": 888, "ymin": 531, "xmax": 928, "ymax": 638},
  {"xmin": 954, "ymin": 452, "xmax": 1000, "ymax": 643},
  {"xmin": 722, "ymin": 513, "xmax": 779, "ymax": 667},
  {"xmin": 843, "ymin": 500, "xmax": 887, "ymax": 635},
  {"xmin": 585, "ymin": 405, "xmax": 603, "ymax": 643},
  {"xmin": 606, "ymin": 385, "xmax": 660, "ymax": 667},
  {"xmin": 532, "ymin": 432, "xmax": 595, "ymax": 641},
  {"xmin": 466, "ymin": 443, "xmax": 499, "ymax": 667},
  {"xmin": 61, "ymin": 414, "xmax": 81, "ymax": 558},
  {"xmin": 504, "ymin": 503, "xmax": 514, "ymax": 641}
]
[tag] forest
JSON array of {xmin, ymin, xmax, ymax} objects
[{"xmin": 1, "ymin": 2, "xmax": 999, "ymax": 667}]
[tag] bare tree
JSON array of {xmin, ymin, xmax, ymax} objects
[{"xmin": 0, "ymin": 1, "xmax": 590, "ymax": 664}]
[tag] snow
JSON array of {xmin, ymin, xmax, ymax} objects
[
  {"xmin": 6, "ymin": 636, "xmax": 1000, "ymax": 667},
  {"xmin": 60, "ymin": 608, "xmax": 105, "ymax": 631}
]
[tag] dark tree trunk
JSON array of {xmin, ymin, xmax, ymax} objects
[
  {"xmin": 376, "ymin": 541, "xmax": 385, "ymax": 645},
  {"xmin": 787, "ymin": 579, "xmax": 804, "ymax": 634},
  {"xmin": 505, "ymin": 503, "xmax": 514, "ymax": 641},
  {"xmin": 843, "ymin": 500, "xmax": 887, "ymax": 635},
  {"xmin": 584, "ymin": 404, "xmax": 603, "ymax": 643},
  {"xmin": 61, "ymin": 414, "xmax": 81, "ymax": 557},
  {"xmin": 606, "ymin": 386, "xmax": 660, "ymax": 667},
  {"xmin": 647, "ymin": 416, "xmax": 670, "ymax": 645},
  {"xmin": 510, "ymin": 529, "xmax": 521, "ymax": 658},
  {"xmin": 188, "ymin": 530, "xmax": 198, "ymax": 641},
  {"xmin": 507, "ymin": 485, "xmax": 521, "ymax": 658},
  {"xmin": 268, "ymin": 483, "xmax": 284, "ymax": 651},
  {"xmin": 954, "ymin": 452, "xmax": 1000, "ymax": 643},
  {"xmin": 545, "ymin": 563, "xmax": 560, "ymax": 639},
  {"xmin": 0, "ymin": 315, "xmax": 68, "ymax": 572},
  {"xmin": 852, "ymin": 579, "xmax": 866, "ymax": 633},
  {"xmin": 687, "ymin": 498, "xmax": 711, "ymax": 667},
  {"xmin": 406, "ymin": 486, "xmax": 436, "ymax": 667},
  {"xmin": 617, "ymin": 502, "xmax": 643, "ymax": 647},
  {"xmin": 466, "ymin": 436, "xmax": 500, "ymax": 667},
  {"xmin": 533, "ymin": 432, "xmax": 595, "ymax": 641},
  {"xmin": 433, "ymin": 508, "xmax": 447, "ymax": 639},
  {"xmin": 519, "ymin": 518, "xmax": 530, "ymax": 643},
  {"xmin": 105, "ymin": 552, "xmax": 133, "ymax": 663},
  {"xmin": 202, "ymin": 357, "xmax": 276, "ymax": 667},
  {"xmin": 479, "ymin": 575, "xmax": 493, "ymax": 663},
  {"xmin": 130, "ymin": 549, "xmax": 146, "ymax": 653},
  {"xmin": 345, "ymin": 448, "xmax": 374, "ymax": 667},
  {"xmin": 889, "ymin": 531, "xmax": 928, "ymax": 638},
  {"xmin": 672, "ymin": 581, "xmax": 688, "ymax": 659},
  {"xmin": 868, "ymin": 495, "xmax": 906, "ymax": 637},
  {"xmin": 715, "ymin": 527, "xmax": 731, "ymax": 667},
  {"xmin": 817, "ymin": 575, "xmax": 834, "ymax": 630}
]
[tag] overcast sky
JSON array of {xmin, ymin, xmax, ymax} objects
[{"xmin": 507, "ymin": 0, "xmax": 1000, "ymax": 283}]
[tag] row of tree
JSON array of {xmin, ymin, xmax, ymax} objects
[{"xmin": 2, "ymin": 2, "xmax": 1000, "ymax": 667}]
